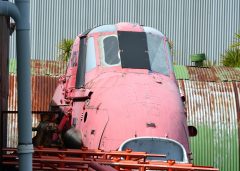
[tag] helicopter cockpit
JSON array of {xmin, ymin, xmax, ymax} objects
[
  {"xmin": 84, "ymin": 24, "xmax": 173, "ymax": 76},
  {"xmin": 67, "ymin": 23, "xmax": 174, "ymax": 88}
]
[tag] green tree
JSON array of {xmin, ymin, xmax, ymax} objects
[
  {"xmin": 230, "ymin": 33, "xmax": 240, "ymax": 48},
  {"xmin": 221, "ymin": 33, "xmax": 240, "ymax": 67},
  {"xmin": 221, "ymin": 48, "xmax": 240, "ymax": 67},
  {"xmin": 59, "ymin": 39, "xmax": 74, "ymax": 61}
]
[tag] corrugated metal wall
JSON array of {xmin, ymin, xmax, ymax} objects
[
  {"xmin": 7, "ymin": 74, "xmax": 59, "ymax": 147},
  {"xmin": 8, "ymin": 75, "xmax": 59, "ymax": 111},
  {"xmin": 9, "ymin": 0, "xmax": 240, "ymax": 65},
  {"xmin": 178, "ymin": 80, "xmax": 239, "ymax": 171},
  {"xmin": 8, "ymin": 59, "xmax": 66, "ymax": 111}
]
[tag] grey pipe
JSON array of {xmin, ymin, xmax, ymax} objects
[{"xmin": 0, "ymin": 0, "xmax": 33, "ymax": 171}]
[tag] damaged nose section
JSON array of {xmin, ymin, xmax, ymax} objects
[
  {"xmin": 119, "ymin": 137, "xmax": 188, "ymax": 163},
  {"xmin": 63, "ymin": 128, "xmax": 83, "ymax": 148}
]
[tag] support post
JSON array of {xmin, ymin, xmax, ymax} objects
[{"xmin": 0, "ymin": 0, "xmax": 33, "ymax": 171}]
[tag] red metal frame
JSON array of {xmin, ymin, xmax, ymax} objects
[{"xmin": 2, "ymin": 147, "xmax": 219, "ymax": 171}]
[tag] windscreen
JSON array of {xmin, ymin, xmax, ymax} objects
[
  {"xmin": 146, "ymin": 33, "xmax": 169, "ymax": 75},
  {"xmin": 99, "ymin": 31, "xmax": 171, "ymax": 76},
  {"xmin": 118, "ymin": 31, "xmax": 151, "ymax": 69}
]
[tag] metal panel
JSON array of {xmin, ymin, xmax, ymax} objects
[
  {"xmin": 31, "ymin": 60, "xmax": 66, "ymax": 76},
  {"xmin": 174, "ymin": 66, "xmax": 240, "ymax": 82},
  {"xmin": 9, "ymin": 59, "xmax": 66, "ymax": 76},
  {"xmin": 6, "ymin": 112, "xmax": 18, "ymax": 148},
  {"xmin": 234, "ymin": 82, "xmax": 240, "ymax": 166},
  {"xmin": 8, "ymin": 74, "xmax": 17, "ymax": 111},
  {"xmin": 214, "ymin": 66, "xmax": 240, "ymax": 82},
  {"xmin": 8, "ymin": 75, "xmax": 59, "ymax": 111},
  {"xmin": 187, "ymin": 67, "xmax": 218, "ymax": 82},
  {"xmin": 8, "ymin": 0, "xmax": 240, "ymax": 65},
  {"xmin": 6, "ymin": 111, "xmax": 41, "ymax": 148},
  {"xmin": 9, "ymin": 58, "xmax": 16, "ymax": 74},
  {"xmin": 173, "ymin": 65, "xmax": 189, "ymax": 80},
  {"xmin": 31, "ymin": 76, "xmax": 59, "ymax": 111},
  {"xmin": 7, "ymin": 59, "xmax": 63, "ymax": 147},
  {"xmin": 7, "ymin": 74, "xmax": 59, "ymax": 147},
  {"xmin": 183, "ymin": 80, "xmax": 239, "ymax": 171}
]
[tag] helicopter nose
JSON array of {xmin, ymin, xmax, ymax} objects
[{"xmin": 63, "ymin": 127, "xmax": 83, "ymax": 148}]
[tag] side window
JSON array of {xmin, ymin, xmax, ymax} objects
[
  {"xmin": 99, "ymin": 35, "xmax": 121, "ymax": 67},
  {"xmin": 146, "ymin": 33, "xmax": 169, "ymax": 76},
  {"xmin": 103, "ymin": 36, "xmax": 120, "ymax": 65},
  {"xmin": 86, "ymin": 37, "xmax": 96, "ymax": 72}
]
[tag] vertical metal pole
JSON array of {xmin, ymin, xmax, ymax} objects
[
  {"xmin": 15, "ymin": 1, "xmax": 33, "ymax": 171},
  {"xmin": 0, "ymin": 0, "xmax": 33, "ymax": 170}
]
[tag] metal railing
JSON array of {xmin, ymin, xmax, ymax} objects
[
  {"xmin": 0, "ymin": 111, "xmax": 59, "ymax": 167},
  {"xmin": 1, "ymin": 147, "xmax": 219, "ymax": 171}
]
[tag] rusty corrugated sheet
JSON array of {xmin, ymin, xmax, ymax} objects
[
  {"xmin": 6, "ymin": 113, "xmax": 18, "ymax": 148},
  {"xmin": 6, "ymin": 112, "xmax": 41, "ymax": 148},
  {"xmin": 31, "ymin": 60, "xmax": 66, "ymax": 76},
  {"xmin": 8, "ymin": 75, "xmax": 17, "ymax": 111},
  {"xmin": 184, "ymin": 66, "xmax": 240, "ymax": 82},
  {"xmin": 7, "ymin": 60, "xmax": 63, "ymax": 147},
  {"xmin": 9, "ymin": 60, "xmax": 240, "ymax": 82},
  {"xmin": 8, "ymin": 60, "xmax": 66, "ymax": 111},
  {"xmin": 31, "ymin": 76, "xmax": 59, "ymax": 111},
  {"xmin": 182, "ymin": 80, "xmax": 239, "ymax": 171},
  {"xmin": 187, "ymin": 67, "xmax": 218, "ymax": 82},
  {"xmin": 8, "ymin": 75, "xmax": 59, "ymax": 111},
  {"xmin": 214, "ymin": 66, "xmax": 240, "ymax": 82},
  {"xmin": 234, "ymin": 82, "xmax": 240, "ymax": 164},
  {"xmin": 9, "ymin": 59, "xmax": 67, "ymax": 76},
  {"xmin": 7, "ymin": 74, "xmax": 59, "ymax": 147},
  {"xmin": 236, "ymin": 81, "xmax": 240, "ymax": 123}
]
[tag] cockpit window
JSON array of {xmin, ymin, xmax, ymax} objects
[
  {"xmin": 146, "ymin": 33, "xmax": 169, "ymax": 75},
  {"xmin": 86, "ymin": 37, "xmax": 96, "ymax": 72},
  {"xmin": 103, "ymin": 36, "xmax": 120, "ymax": 65},
  {"xmin": 100, "ymin": 35, "xmax": 121, "ymax": 66},
  {"xmin": 98, "ymin": 32, "xmax": 171, "ymax": 76},
  {"xmin": 118, "ymin": 31, "xmax": 151, "ymax": 69}
]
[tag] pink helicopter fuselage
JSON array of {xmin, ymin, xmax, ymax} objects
[{"xmin": 51, "ymin": 23, "xmax": 190, "ymax": 162}]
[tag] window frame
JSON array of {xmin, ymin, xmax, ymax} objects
[{"xmin": 98, "ymin": 34, "xmax": 121, "ymax": 67}]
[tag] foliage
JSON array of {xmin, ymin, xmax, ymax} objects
[
  {"xmin": 167, "ymin": 39, "xmax": 175, "ymax": 57},
  {"xmin": 230, "ymin": 33, "xmax": 240, "ymax": 49},
  {"xmin": 59, "ymin": 39, "xmax": 74, "ymax": 61},
  {"xmin": 221, "ymin": 33, "xmax": 240, "ymax": 67},
  {"xmin": 221, "ymin": 48, "xmax": 240, "ymax": 67}
]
